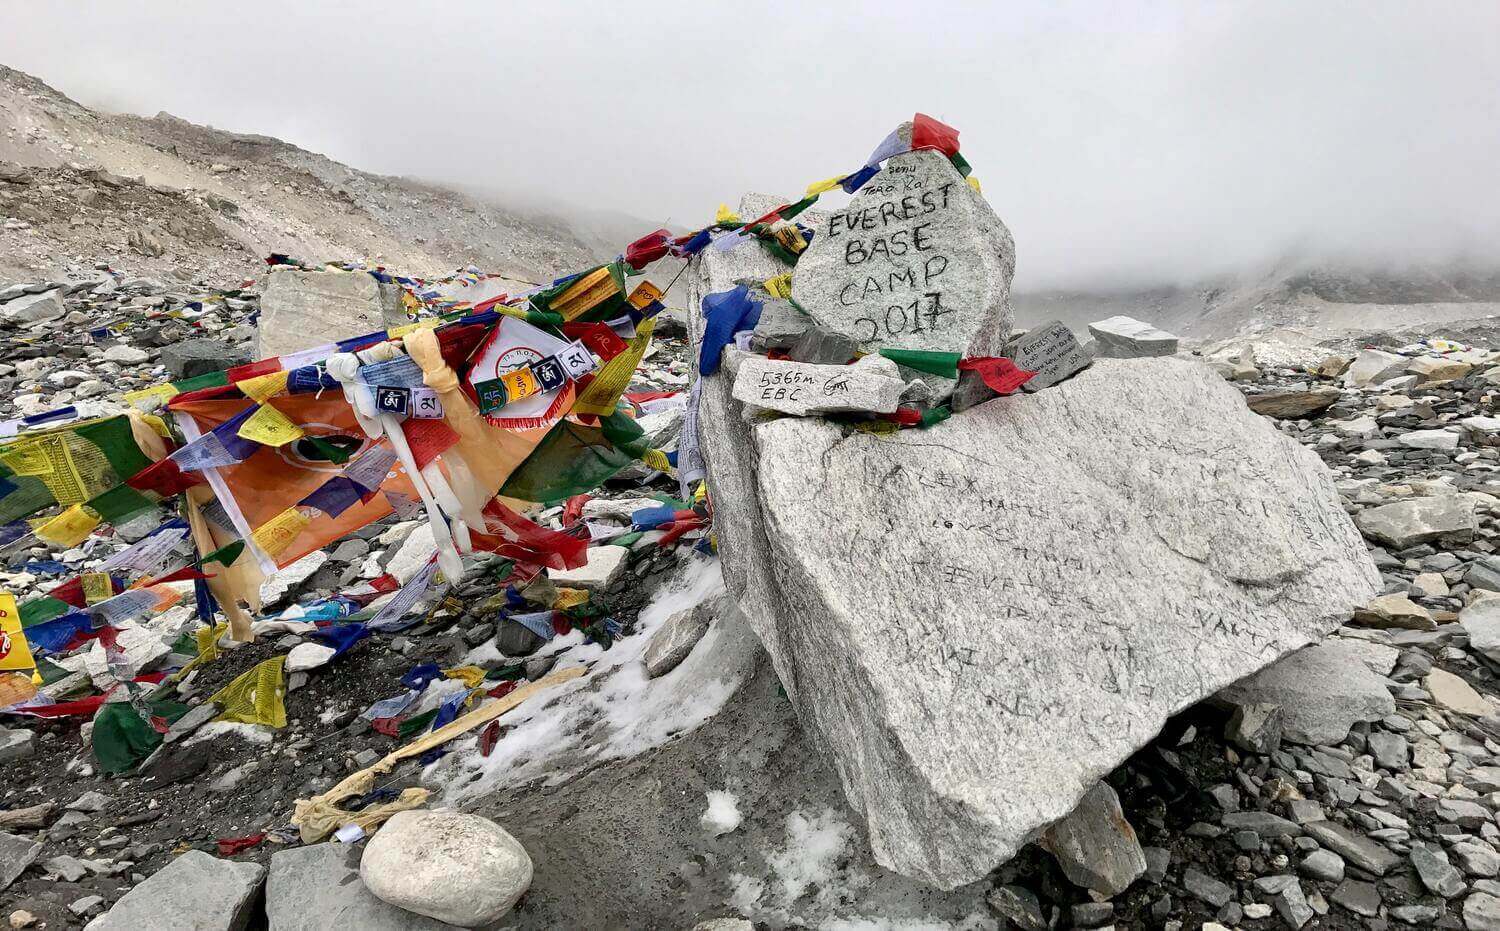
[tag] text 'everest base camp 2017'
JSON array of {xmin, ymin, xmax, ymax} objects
[{"xmin": 0, "ymin": 96, "xmax": 1497, "ymax": 931}]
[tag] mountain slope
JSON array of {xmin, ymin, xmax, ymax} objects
[{"xmin": 0, "ymin": 63, "xmax": 617, "ymax": 284}]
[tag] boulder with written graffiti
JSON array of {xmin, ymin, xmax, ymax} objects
[{"xmin": 792, "ymin": 130, "xmax": 1015, "ymax": 361}]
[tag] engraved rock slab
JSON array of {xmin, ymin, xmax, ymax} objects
[
  {"xmin": 698, "ymin": 355, "xmax": 1379, "ymax": 889},
  {"xmin": 791, "ymin": 149, "xmax": 1015, "ymax": 358}
]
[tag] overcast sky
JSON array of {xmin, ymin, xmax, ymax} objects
[{"xmin": 1, "ymin": 1, "xmax": 1496, "ymax": 289}]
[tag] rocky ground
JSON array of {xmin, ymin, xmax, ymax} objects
[{"xmin": 0, "ymin": 261, "xmax": 1495, "ymax": 929}]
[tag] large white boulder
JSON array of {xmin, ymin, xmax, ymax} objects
[
  {"xmin": 360, "ymin": 810, "xmax": 532, "ymax": 927},
  {"xmin": 696, "ymin": 349, "xmax": 1378, "ymax": 889}
]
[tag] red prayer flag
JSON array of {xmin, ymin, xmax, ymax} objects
[
  {"xmin": 958, "ymin": 357, "xmax": 1036, "ymax": 395},
  {"xmin": 911, "ymin": 113, "xmax": 961, "ymax": 157},
  {"xmin": 560, "ymin": 322, "xmax": 628, "ymax": 361},
  {"xmin": 623, "ymin": 229, "xmax": 672, "ymax": 270}
]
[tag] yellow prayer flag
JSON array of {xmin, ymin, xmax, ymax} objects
[
  {"xmin": 641, "ymin": 448, "xmax": 673, "ymax": 473},
  {"xmin": 80, "ymin": 572, "xmax": 113, "ymax": 605},
  {"xmin": 250, "ymin": 506, "xmax": 311, "ymax": 558},
  {"xmin": 572, "ymin": 318, "xmax": 656, "ymax": 416},
  {"xmin": 627, "ymin": 281, "xmax": 663, "ymax": 311},
  {"xmin": 441, "ymin": 665, "xmax": 487, "ymax": 690},
  {"xmin": 34, "ymin": 504, "xmax": 100, "ymax": 547},
  {"xmin": 805, "ymin": 175, "xmax": 844, "ymax": 196},
  {"xmin": 715, "ymin": 203, "xmax": 740, "ymax": 224},
  {"xmin": 764, "ymin": 273, "xmax": 793, "ymax": 299},
  {"xmin": 550, "ymin": 266, "xmax": 622, "ymax": 322},
  {"xmin": 500, "ymin": 367, "xmax": 540, "ymax": 403},
  {"xmin": 210, "ymin": 655, "xmax": 287, "ymax": 728},
  {"xmin": 387, "ymin": 319, "xmax": 440, "ymax": 339},
  {"xmin": 0, "ymin": 591, "xmax": 37, "ymax": 675},
  {"xmin": 236, "ymin": 370, "xmax": 290, "ymax": 404},
  {"xmin": 552, "ymin": 587, "xmax": 589, "ymax": 610},
  {"xmin": 237, "ymin": 403, "xmax": 305, "ymax": 447},
  {"xmin": 123, "ymin": 384, "xmax": 179, "ymax": 409},
  {"xmin": 966, "ymin": 175, "xmax": 982, "ymax": 194}
]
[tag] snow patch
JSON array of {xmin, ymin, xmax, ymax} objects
[
  {"xmin": 434, "ymin": 555, "xmax": 746, "ymax": 802},
  {"xmin": 701, "ymin": 790, "xmax": 742, "ymax": 836},
  {"xmin": 188, "ymin": 721, "xmax": 274, "ymax": 745}
]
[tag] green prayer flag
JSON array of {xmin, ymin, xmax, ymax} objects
[
  {"xmin": 878, "ymin": 348, "xmax": 962, "ymax": 379},
  {"xmin": 500, "ymin": 419, "xmax": 634, "ymax": 504},
  {"xmin": 93, "ymin": 698, "xmax": 189, "ymax": 774}
]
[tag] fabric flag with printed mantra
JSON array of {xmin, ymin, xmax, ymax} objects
[
  {"xmin": 464, "ymin": 317, "xmax": 577, "ymax": 431},
  {"xmin": 0, "ymin": 415, "xmax": 157, "ymax": 525},
  {"xmin": 572, "ymin": 318, "xmax": 656, "ymax": 416},
  {"xmin": 170, "ymin": 392, "xmax": 420, "ymax": 569},
  {"xmin": 498, "ymin": 418, "xmax": 637, "ymax": 504}
]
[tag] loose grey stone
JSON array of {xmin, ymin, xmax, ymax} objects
[
  {"xmin": 1411, "ymin": 842, "xmax": 1468, "ymax": 898},
  {"xmin": 1462, "ymin": 597, "xmax": 1500, "ymax": 666},
  {"xmin": 0, "ymin": 833, "xmax": 41, "ymax": 892},
  {"xmin": 1367, "ymin": 730, "xmax": 1411, "ymax": 771},
  {"xmin": 86, "ymin": 850, "xmax": 263, "ymax": 931},
  {"xmin": 1354, "ymin": 495, "xmax": 1478, "ymax": 549},
  {"xmin": 0, "ymin": 289, "xmax": 64, "ymax": 324},
  {"xmin": 1041, "ymin": 782, "xmax": 1147, "ymax": 897},
  {"xmin": 788, "ymin": 326, "xmax": 858, "ymax": 365},
  {"xmin": 1247, "ymin": 388, "xmax": 1341, "ymax": 420},
  {"xmin": 1225, "ymin": 702, "xmax": 1283, "ymax": 753},
  {"xmin": 266, "ymin": 842, "xmax": 457, "ymax": 930},
  {"xmin": 1303, "ymin": 821, "xmax": 1401, "ymax": 876},
  {"xmin": 1254, "ymin": 874, "xmax": 1314, "ymax": 928},
  {"xmin": 747, "ymin": 298, "xmax": 813, "ymax": 351},
  {"xmin": 163, "ymin": 702, "xmax": 220, "ymax": 744},
  {"xmin": 1217, "ymin": 640, "xmax": 1395, "ymax": 746},
  {"xmin": 1455, "ymin": 842, "xmax": 1500, "ymax": 879},
  {"xmin": 793, "ymin": 142, "xmax": 1015, "ymax": 359},
  {"xmin": 1468, "ymin": 892, "xmax": 1500, "ymax": 931},
  {"xmin": 1087, "ymin": 315, "xmax": 1178, "ymax": 358},
  {"xmin": 45, "ymin": 854, "xmax": 88, "ymax": 882},
  {"xmin": 1390, "ymin": 903, "xmax": 1440, "ymax": 924},
  {"xmin": 985, "ymin": 885, "xmax": 1046, "ymax": 931},
  {"xmin": 160, "ymin": 338, "xmax": 251, "ymax": 380},
  {"xmin": 1221, "ymin": 810, "xmax": 1302, "ymax": 837},
  {"xmin": 1331, "ymin": 879, "xmax": 1382, "ymax": 917},
  {"xmin": 1300, "ymin": 849, "xmax": 1346, "ymax": 882},
  {"xmin": 644, "ymin": 600, "xmax": 715, "ymax": 678},
  {"xmin": 0, "ymin": 728, "xmax": 34, "ymax": 763},
  {"xmin": 1143, "ymin": 846, "xmax": 1171, "ymax": 883},
  {"xmin": 256, "ymin": 266, "xmax": 406, "ymax": 359},
  {"xmin": 1182, "ymin": 867, "xmax": 1234, "ymax": 907}
]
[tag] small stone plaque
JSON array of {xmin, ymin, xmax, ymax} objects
[{"xmin": 1012, "ymin": 320, "xmax": 1093, "ymax": 392}]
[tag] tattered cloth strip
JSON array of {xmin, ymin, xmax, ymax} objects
[
  {"xmin": 208, "ymin": 655, "xmax": 288, "ymax": 728},
  {"xmin": 93, "ymin": 697, "xmax": 189, "ymax": 774},
  {"xmin": 291, "ymin": 667, "xmax": 584, "ymax": 842}
]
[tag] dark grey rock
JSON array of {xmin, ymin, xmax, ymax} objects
[
  {"xmin": 1330, "ymin": 879, "xmax": 1382, "ymax": 917},
  {"xmin": 788, "ymin": 326, "xmax": 857, "ymax": 365},
  {"xmin": 160, "ymin": 338, "xmax": 251, "ymax": 380},
  {"xmin": 985, "ymin": 885, "xmax": 1045, "ymax": 931},
  {"xmin": 86, "ymin": 850, "xmax": 264, "ymax": 931},
  {"xmin": 1303, "ymin": 820, "xmax": 1401, "ymax": 875},
  {"xmin": 1182, "ymin": 867, "xmax": 1234, "ymax": 907},
  {"xmin": 266, "ymin": 842, "xmax": 457, "ymax": 930},
  {"xmin": 0, "ymin": 832, "xmax": 41, "ymax": 891}
]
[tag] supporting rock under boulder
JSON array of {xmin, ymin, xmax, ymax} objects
[
  {"xmin": 697, "ymin": 349, "xmax": 1378, "ymax": 887},
  {"xmin": 360, "ymin": 809, "xmax": 532, "ymax": 927},
  {"xmin": 255, "ymin": 266, "xmax": 407, "ymax": 359}
]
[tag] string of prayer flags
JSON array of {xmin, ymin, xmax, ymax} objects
[
  {"xmin": 530, "ymin": 262, "xmax": 627, "ymax": 323},
  {"xmin": 623, "ymin": 229, "xmax": 672, "ymax": 271}
]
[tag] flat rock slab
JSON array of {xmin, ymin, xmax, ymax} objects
[
  {"xmin": 256, "ymin": 266, "xmax": 407, "ymax": 360},
  {"xmin": 266, "ymin": 842, "xmax": 460, "ymax": 930},
  {"xmin": 699, "ymin": 355, "xmax": 1378, "ymax": 888},
  {"xmin": 1216, "ymin": 639, "xmax": 1396, "ymax": 745},
  {"xmin": 0, "ymin": 832, "xmax": 40, "ymax": 891},
  {"xmin": 1087, "ymin": 316, "xmax": 1179, "ymax": 358},
  {"xmin": 1354, "ymin": 495, "xmax": 1478, "ymax": 549},
  {"xmin": 731, "ymin": 356, "xmax": 905, "ymax": 416},
  {"xmin": 87, "ymin": 849, "xmax": 264, "ymax": 931},
  {"xmin": 792, "ymin": 147, "xmax": 1015, "ymax": 358}
]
